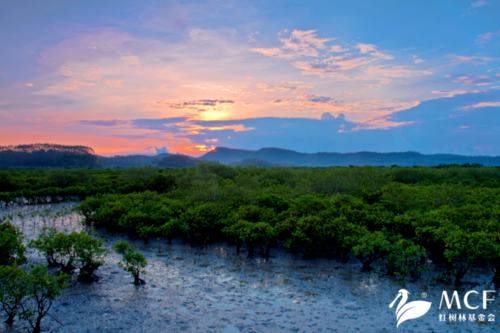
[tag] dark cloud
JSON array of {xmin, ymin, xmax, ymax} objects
[
  {"xmin": 300, "ymin": 93, "xmax": 336, "ymax": 104},
  {"xmin": 271, "ymin": 99, "xmax": 290, "ymax": 105}
]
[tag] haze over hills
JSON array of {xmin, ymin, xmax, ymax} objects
[{"xmin": 200, "ymin": 147, "xmax": 500, "ymax": 167}]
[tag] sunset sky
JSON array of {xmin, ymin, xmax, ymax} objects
[{"xmin": 1, "ymin": 0, "xmax": 499, "ymax": 156}]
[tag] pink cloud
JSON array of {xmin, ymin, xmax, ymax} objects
[
  {"xmin": 330, "ymin": 45, "xmax": 349, "ymax": 53},
  {"xmin": 445, "ymin": 54, "xmax": 494, "ymax": 65},
  {"xmin": 459, "ymin": 101, "xmax": 500, "ymax": 110},
  {"xmin": 104, "ymin": 79, "xmax": 123, "ymax": 87},
  {"xmin": 355, "ymin": 43, "xmax": 393, "ymax": 59},
  {"xmin": 250, "ymin": 47, "xmax": 291, "ymax": 58},
  {"xmin": 279, "ymin": 30, "xmax": 335, "ymax": 57},
  {"xmin": 431, "ymin": 90, "xmax": 469, "ymax": 98},
  {"xmin": 256, "ymin": 83, "xmax": 297, "ymax": 92},
  {"xmin": 365, "ymin": 66, "xmax": 433, "ymax": 77},
  {"xmin": 121, "ymin": 55, "xmax": 141, "ymax": 67}
]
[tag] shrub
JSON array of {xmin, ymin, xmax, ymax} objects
[
  {"xmin": 113, "ymin": 241, "xmax": 148, "ymax": 285},
  {"xmin": 0, "ymin": 218, "xmax": 26, "ymax": 266},
  {"xmin": 74, "ymin": 232, "xmax": 109, "ymax": 281},
  {"xmin": 18, "ymin": 265, "xmax": 68, "ymax": 333},
  {"xmin": 0, "ymin": 264, "xmax": 26, "ymax": 324},
  {"xmin": 385, "ymin": 238, "xmax": 427, "ymax": 279},
  {"xmin": 353, "ymin": 231, "xmax": 390, "ymax": 271},
  {"xmin": 30, "ymin": 228, "xmax": 107, "ymax": 277}
]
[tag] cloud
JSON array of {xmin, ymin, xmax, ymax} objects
[
  {"xmin": 78, "ymin": 119, "xmax": 129, "ymax": 127},
  {"xmin": 471, "ymin": 1, "xmax": 489, "ymax": 7},
  {"xmin": 154, "ymin": 99, "xmax": 235, "ymax": 113},
  {"xmin": 293, "ymin": 56, "xmax": 375, "ymax": 78},
  {"xmin": 104, "ymin": 79, "xmax": 123, "ymax": 87},
  {"xmin": 330, "ymin": 45, "xmax": 349, "ymax": 53},
  {"xmin": 355, "ymin": 116, "xmax": 414, "ymax": 130},
  {"xmin": 463, "ymin": 1, "xmax": 491, "ymax": 16},
  {"xmin": 146, "ymin": 146, "xmax": 170, "ymax": 154},
  {"xmin": 278, "ymin": 30, "xmax": 335, "ymax": 57},
  {"xmin": 131, "ymin": 117, "xmax": 189, "ymax": 130},
  {"xmin": 476, "ymin": 31, "xmax": 500, "ymax": 44},
  {"xmin": 251, "ymin": 30, "xmax": 337, "ymax": 59},
  {"xmin": 256, "ymin": 83, "xmax": 297, "ymax": 92},
  {"xmin": 299, "ymin": 93, "xmax": 335, "ymax": 104},
  {"xmin": 459, "ymin": 101, "xmax": 500, "ymax": 110},
  {"xmin": 451, "ymin": 74, "xmax": 497, "ymax": 86},
  {"xmin": 121, "ymin": 55, "xmax": 141, "ymax": 67},
  {"xmin": 445, "ymin": 54, "xmax": 494, "ymax": 65},
  {"xmin": 271, "ymin": 99, "xmax": 291, "ymax": 105},
  {"xmin": 355, "ymin": 43, "xmax": 377, "ymax": 54},
  {"xmin": 221, "ymin": 88, "xmax": 246, "ymax": 94},
  {"xmin": 294, "ymin": 93, "xmax": 419, "ymax": 124},
  {"xmin": 321, "ymin": 112, "xmax": 346, "ymax": 121},
  {"xmin": 250, "ymin": 47, "xmax": 291, "ymax": 58},
  {"xmin": 365, "ymin": 66, "xmax": 433, "ymax": 77},
  {"xmin": 355, "ymin": 43, "xmax": 394, "ymax": 59},
  {"xmin": 25, "ymin": 83, "xmax": 33, "ymax": 87},
  {"xmin": 414, "ymin": 59, "xmax": 424, "ymax": 64},
  {"xmin": 432, "ymin": 90, "xmax": 469, "ymax": 98}
]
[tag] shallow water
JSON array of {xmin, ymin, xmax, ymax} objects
[{"xmin": 1, "ymin": 203, "xmax": 499, "ymax": 332}]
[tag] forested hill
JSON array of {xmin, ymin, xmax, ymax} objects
[
  {"xmin": 200, "ymin": 147, "xmax": 500, "ymax": 166},
  {"xmin": 0, "ymin": 144, "xmax": 101, "ymax": 168}
]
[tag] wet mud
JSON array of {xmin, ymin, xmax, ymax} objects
[{"xmin": 1, "ymin": 203, "xmax": 499, "ymax": 332}]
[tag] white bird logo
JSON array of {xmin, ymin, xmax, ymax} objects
[{"xmin": 389, "ymin": 289, "xmax": 432, "ymax": 328}]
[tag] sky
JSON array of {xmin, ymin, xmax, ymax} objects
[{"xmin": 0, "ymin": 0, "xmax": 499, "ymax": 156}]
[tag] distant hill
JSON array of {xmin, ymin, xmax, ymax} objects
[
  {"xmin": 157, "ymin": 155, "xmax": 200, "ymax": 168},
  {"xmin": 200, "ymin": 147, "xmax": 500, "ymax": 167},
  {"xmin": 100, "ymin": 153, "xmax": 171, "ymax": 168},
  {"xmin": 0, "ymin": 144, "xmax": 101, "ymax": 168}
]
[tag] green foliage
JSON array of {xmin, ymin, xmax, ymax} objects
[
  {"xmin": 29, "ymin": 227, "xmax": 59, "ymax": 266},
  {"xmin": 30, "ymin": 228, "xmax": 107, "ymax": 278},
  {"xmin": 18, "ymin": 265, "xmax": 68, "ymax": 333},
  {"xmin": 353, "ymin": 231, "xmax": 390, "ymax": 271},
  {"xmin": 74, "ymin": 232, "xmax": 109, "ymax": 281},
  {"xmin": 0, "ymin": 218, "xmax": 26, "ymax": 266},
  {"xmin": 3, "ymin": 165, "xmax": 500, "ymax": 283},
  {"xmin": 112, "ymin": 241, "xmax": 131, "ymax": 254},
  {"xmin": 385, "ymin": 238, "xmax": 427, "ymax": 279},
  {"xmin": 113, "ymin": 241, "xmax": 148, "ymax": 285},
  {"xmin": 256, "ymin": 194, "xmax": 289, "ymax": 213},
  {"xmin": 0, "ymin": 264, "xmax": 26, "ymax": 324}
]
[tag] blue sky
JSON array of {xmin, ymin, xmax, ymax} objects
[{"xmin": 0, "ymin": 0, "xmax": 499, "ymax": 155}]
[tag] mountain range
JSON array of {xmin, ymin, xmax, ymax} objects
[
  {"xmin": 199, "ymin": 147, "xmax": 500, "ymax": 167},
  {"xmin": 2, "ymin": 144, "xmax": 500, "ymax": 168}
]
